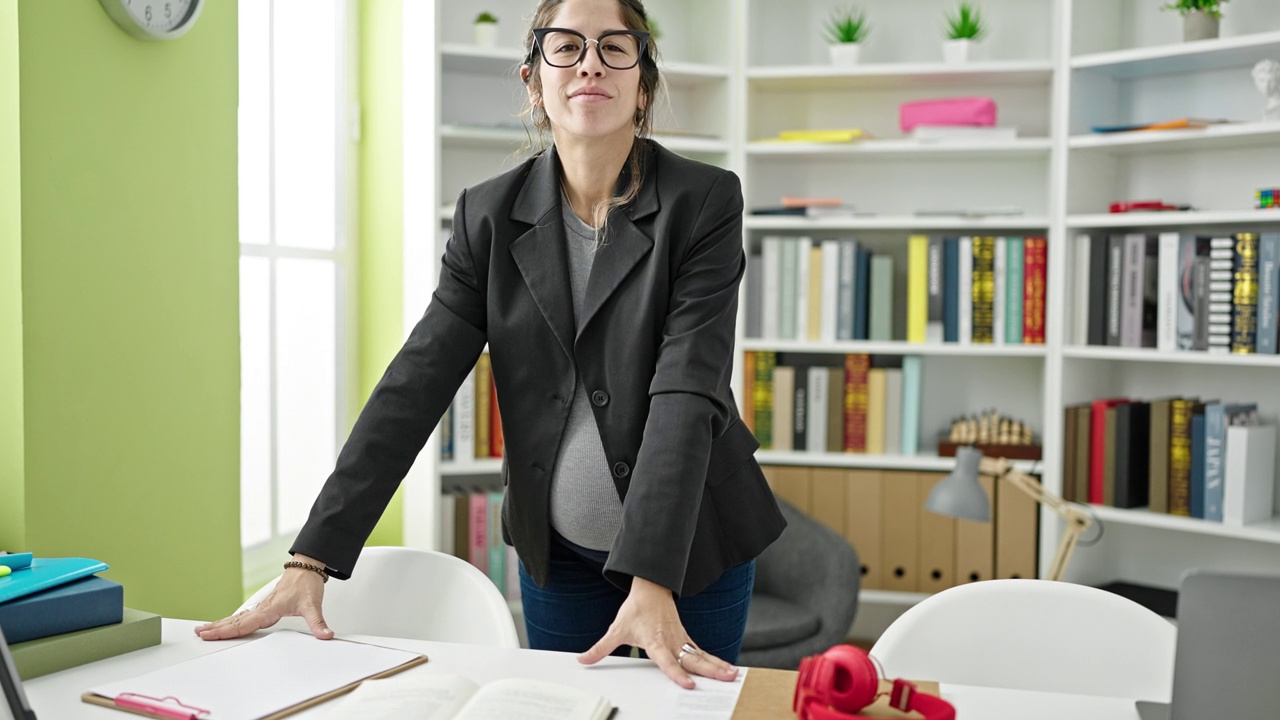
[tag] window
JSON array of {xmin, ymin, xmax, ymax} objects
[{"xmin": 238, "ymin": 0, "xmax": 358, "ymax": 592}]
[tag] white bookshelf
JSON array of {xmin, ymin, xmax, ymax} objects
[{"xmin": 403, "ymin": 0, "xmax": 1280, "ymax": 623}]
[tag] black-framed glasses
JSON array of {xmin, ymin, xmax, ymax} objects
[{"xmin": 530, "ymin": 28, "xmax": 650, "ymax": 70}]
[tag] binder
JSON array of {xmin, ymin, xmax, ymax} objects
[
  {"xmin": 881, "ymin": 471, "xmax": 920, "ymax": 592},
  {"xmin": 994, "ymin": 472, "xmax": 1039, "ymax": 579},
  {"xmin": 809, "ymin": 469, "xmax": 847, "ymax": 538},
  {"xmin": 82, "ymin": 631, "xmax": 427, "ymax": 720},
  {"xmin": 770, "ymin": 466, "xmax": 813, "ymax": 514},
  {"xmin": 844, "ymin": 469, "xmax": 884, "ymax": 591},
  {"xmin": 917, "ymin": 473, "xmax": 956, "ymax": 594},
  {"xmin": 954, "ymin": 475, "xmax": 995, "ymax": 584},
  {"xmin": 0, "ymin": 557, "xmax": 109, "ymax": 605}
]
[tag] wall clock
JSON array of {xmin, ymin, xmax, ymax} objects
[{"xmin": 99, "ymin": 0, "xmax": 204, "ymax": 41}]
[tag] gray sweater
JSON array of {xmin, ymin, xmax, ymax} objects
[{"xmin": 547, "ymin": 193, "xmax": 624, "ymax": 551}]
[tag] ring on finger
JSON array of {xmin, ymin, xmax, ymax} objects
[{"xmin": 677, "ymin": 642, "xmax": 700, "ymax": 668}]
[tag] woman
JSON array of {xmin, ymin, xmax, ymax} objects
[{"xmin": 197, "ymin": 0, "xmax": 785, "ymax": 689}]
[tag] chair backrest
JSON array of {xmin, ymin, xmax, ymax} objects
[
  {"xmin": 870, "ymin": 579, "xmax": 1175, "ymax": 700},
  {"xmin": 238, "ymin": 547, "xmax": 520, "ymax": 648}
]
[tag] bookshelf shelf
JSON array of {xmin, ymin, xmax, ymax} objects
[
  {"xmin": 441, "ymin": 124, "xmax": 525, "ymax": 149},
  {"xmin": 1063, "ymin": 346, "xmax": 1280, "ymax": 368},
  {"xmin": 440, "ymin": 43, "xmax": 522, "ymax": 74},
  {"xmin": 1070, "ymin": 29, "xmax": 1280, "ymax": 78},
  {"xmin": 755, "ymin": 451, "xmax": 1038, "ymax": 474},
  {"xmin": 650, "ymin": 135, "xmax": 731, "ymax": 154},
  {"xmin": 740, "ymin": 339, "xmax": 1047, "ymax": 358},
  {"xmin": 440, "ymin": 459, "xmax": 504, "ymax": 477},
  {"xmin": 747, "ymin": 138, "xmax": 1052, "ymax": 159},
  {"xmin": 746, "ymin": 60, "xmax": 1054, "ymax": 90},
  {"xmin": 744, "ymin": 216, "xmax": 1052, "ymax": 232},
  {"xmin": 1067, "ymin": 122, "xmax": 1280, "ymax": 155},
  {"xmin": 1065, "ymin": 211, "xmax": 1280, "ymax": 229},
  {"xmin": 1088, "ymin": 506, "xmax": 1280, "ymax": 545},
  {"xmin": 660, "ymin": 60, "xmax": 732, "ymax": 86}
]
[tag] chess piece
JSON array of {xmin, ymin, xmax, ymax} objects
[{"xmin": 1254, "ymin": 59, "xmax": 1280, "ymax": 121}]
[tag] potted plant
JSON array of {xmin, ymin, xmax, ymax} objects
[
  {"xmin": 474, "ymin": 11, "xmax": 499, "ymax": 48},
  {"xmin": 1161, "ymin": 0, "xmax": 1229, "ymax": 42},
  {"xmin": 942, "ymin": 1, "xmax": 986, "ymax": 63},
  {"xmin": 824, "ymin": 7, "xmax": 870, "ymax": 66}
]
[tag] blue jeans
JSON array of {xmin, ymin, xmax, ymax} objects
[{"xmin": 519, "ymin": 533, "xmax": 755, "ymax": 663}]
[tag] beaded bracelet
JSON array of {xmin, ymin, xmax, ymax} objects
[{"xmin": 283, "ymin": 560, "xmax": 328, "ymax": 583}]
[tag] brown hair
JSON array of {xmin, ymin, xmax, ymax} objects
[{"xmin": 520, "ymin": 0, "xmax": 661, "ymax": 241}]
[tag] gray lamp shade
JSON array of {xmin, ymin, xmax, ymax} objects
[{"xmin": 926, "ymin": 445, "xmax": 992, "ymax": 522}]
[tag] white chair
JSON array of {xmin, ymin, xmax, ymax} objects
[
  {"xmin": 238, "ymin": 546, "xmax": 520, "ymax": 648},
  {"xmin": 870, "ymin": 579, "xmax": 1175, "ymax": 701}
]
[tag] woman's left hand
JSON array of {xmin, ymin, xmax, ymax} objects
[{"xmin": 577, "ymin": 576, "xmax": 740, "ymax": 689}]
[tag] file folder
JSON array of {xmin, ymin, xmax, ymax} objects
[{"xmin": 0, "ymin": 557, "xmax": 109, "ymax": 604}]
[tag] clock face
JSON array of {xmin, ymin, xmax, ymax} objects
[{"xmin": 100, "ymin": 0, "xmax": 204, "ymax": 41}]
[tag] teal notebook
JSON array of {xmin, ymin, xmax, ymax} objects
[{"xmin": 0, "ymin": 557, "xmax": 109, "ymax": 604}]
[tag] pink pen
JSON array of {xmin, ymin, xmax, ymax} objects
[{"xmin": 114, "ymin": 693, "xmax": 210, "ymax": 719}]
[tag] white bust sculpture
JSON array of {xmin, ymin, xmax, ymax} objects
[{"xmin": 1254, "ymin": 59, "xmax": 1280, "ymax": 121}]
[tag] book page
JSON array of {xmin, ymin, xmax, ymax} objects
[
  {"xmin": 659, "ymin": 668, "xmax": 748, "ymax": 720},
  {"xmin": 455, "ymin": 677, "xmax": 611, "ymax": 720},
  {"xmin": 317, "ymin": 674, "xmax": 477, "ymax": 720}
]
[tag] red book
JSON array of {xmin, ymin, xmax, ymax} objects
[
  {"xmin": 469, "ymin": 493, "xmax": 489, "ymax": 574},
  {"xmin": 843, "ymin": 354, "xmax": 870, "ymax": 452},
  {"xmin": 1022, "ymin": 236, "xmax": 1047, "ymax": 344},
  {"xmin": 489, "ymin": 377, "xmax": 504, "ymax": 458},
  {"xmin": 1090, "ymin": 398, "xmax": 1128, "ymax": 503}
]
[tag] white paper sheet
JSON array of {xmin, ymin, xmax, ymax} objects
[
  {"xmin": 87, "ymin": 631, "xmax": 423, "ymax": 720},
  {"xmin": 659, "ymin": 667, "xmax": 749, "ymax": 720}
]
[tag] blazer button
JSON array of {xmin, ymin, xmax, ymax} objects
[
  {"xmin": 591, "ymin": 390, "xmax": 609, "ymax": 407},
  {"xmin": 612, "ymin": 461, "xmax": 630, "ymax": 478}
]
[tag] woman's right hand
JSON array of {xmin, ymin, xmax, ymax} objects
[{"xmin": 194, "ymin": 554, "xmax": 334, "ymax": 641}]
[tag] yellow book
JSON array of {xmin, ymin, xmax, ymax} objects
[
  {"xmin": 777, "ymin": 128, "xmax": 866, "ymax": 143},
  {"xmin": 475, "ymin": 353, "xmax": 491, "ymax": 458},
  {"xmin": 906, "ymin": 234, "xmax": 929, "ymax": 343},
  {"xmin": 807, "ymin": 245, "xmax": 823, "ymax": 341},
  {"xmin": 866, "ymin": 368, "xmax": 887, "ymax": 454}
]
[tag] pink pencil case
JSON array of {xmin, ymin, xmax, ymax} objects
[{"xmin": 899, "ymin": 97, "xmax": 997, "ymax": 132}]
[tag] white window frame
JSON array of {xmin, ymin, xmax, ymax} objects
[{"xmin": 239, "ymin": 0, "xmax": 361, "ymax": 596}]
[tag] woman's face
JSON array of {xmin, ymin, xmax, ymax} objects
[{"xmin": 530, "ymin": 0, "xmax": 645, "ymax": 145}]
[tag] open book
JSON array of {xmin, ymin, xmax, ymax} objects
[{"xmin": 320, "ymin": 673, "xmax": 615, "ymax": 720}]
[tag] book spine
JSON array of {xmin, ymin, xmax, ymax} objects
[
  {"xmin": 1023, "ymin": 237, "xmax": 1047, "ymax": 344},
  {"xmin": 865, "ymin": 369, "xmax": 887, "ymax": 454},
  {"xmin": 772, "ymin": 366, "xmax": 794, "ymax": 451},
  {"xmin": 959, "ymin": 237, "xmax": 973, "ymax": 344},
  {"xmin": 900, "ymin": 355, "xmax": 923, "ymax": 456},
  {"xmin": 1006, "ymin": 236, "xmax": 1024, "ymax": 344},
  {"xmin": 807, "ymin": 366, "xmax": 828, "ymax": 453},
  {"xmin": 1206, "ymin": 237, "xmax": 1233, "ymax": 353},
  {"xmin": 752, "ymin": 351, "xmax": 775, "ymax": 448},
  {"xmin": 762, "ymin": 237, "xmax": 781, "ymax": 339},
  {"xmin": 1088, "ymin": 235, "xmax": 1110, "ymax": 346},
  {"xmin": 1106, "ymin": 235, "xmax": 1124, "ymax": 345},
  {"xmin": 490, "ymin": 376, "xmax": 503, "ymax": 458},
  {"xmin": 475, "ymin": 354, "xmax": 491, "ymax": 458},
  {"xmin": 454, "ymin": 368, "xmax": 476, "ymax": 463},
  {"xmin": 821, "ymin": 240, "xmax": 841, "ymax": 342},
  {"xmin": 1190, "ymin": 410, "xmax": 1207, "ymax": 518},
  {"xmin": 1120, "ymin": 233, "xmax": 1146, "ymax": 347},
  {"xmin": 440, "ymin": 403, "xmax": 453, "ymax": 461},
  {"xmin": 854, "ymin": 248, "xmax": 871, "ymax": 340},
  {"xmin": 1073, "ymin": 235, "xmax": 1092, "ymax": 345},
  {"xmin": 1169, "ymin": 399, "xmax": 1193, "ymax": 516},
  {"xmin": 869, "ymin": 255, "xmax": 895, "ymax": 341},
  {"xmin": 943, "ymin": 237, "xmax": 960, "ymax": 343},
  {"xmin": 746, "ymin": 250, "xmax": 763, "ymax": 338},
  {"xmin": 1192, "ymin": 255, "xmax": 1210, "ymax": 351},
  {"xmin": 907, "ymin": 234, "xmax": 929, "ymax": 343},
  {"xmin": 778, "ymin": 239, "xmax": 797, "ymax": 340},
  {"xmin": 742, "ymin": 352, "xmax": 756, "ymax": 435},
  {"xmin": 795, "ymin": 239, "xmax": 812, "ymax": 340},
  {"xmin": 826, "ymin": 367, "xmax": 845, "ymax": 453},
  {"xmin": 836, "ymin": 240, "xmax": 857, "ymax": 340},
  {"xmin": 1232, "ymin": 233, "xmax": 1259, "ymax": 354},
  {"xmin": 469, "ymin": 493, "xmax": 488, "ymax": 574},
  {"xmin": 971, "ymin": 237, "xmax": 995, "ymax": 343},
  {"xmin": 1203, "ymin": 404, "xmax": 1226, "ymax": 522},
  {"xmin": 882, "ymin": 368, "xmax": 903, "ymax": 455},
  {"xmin": 487, "ymin": 490, "xmax": 505, "ymax": 594},
  {"xmin": 843, "ymin": 354, "xmax": 870, "ymax": 452},
  {"xmin": 792, "ymin": 362, "xmax": 808, "ymax": 452},
  {"xmin": 1258, "ymin": 234, "xmax": 1280, "ymax": 354},
  {"xmin": 992, "ymin": 236, "xmax": 1007, "ymax": 345},
  {"xmin": 806, "ymin": 243, "xmax": 823, "ymax": 341},
  {"xmin": 1156, "ymin": 232, "xmax": 1180, "ymax": 351},
  {"xmin": 927, "ymin": 236, "xmax": 945, "ymax": 343}
]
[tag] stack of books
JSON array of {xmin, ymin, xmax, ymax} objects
[{"xmin": 0, "ymin": 554, "xmax": 160, "ymax": 679}]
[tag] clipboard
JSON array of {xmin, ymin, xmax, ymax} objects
[{"xmin": 81, "ymin": 631, "xmax": 427, "ymax": 720}]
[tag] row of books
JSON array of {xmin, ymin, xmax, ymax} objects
[
  {"xmin": 440, "ymin": 353, "xmax": 504, "ymax": 462},
  {"xmin": 440, "ymin": 490, "xmax": 522, "ymax": 603},
  {"xmin": 1063, "ymin": 397, "xmax": 1277, "ymax": 525},
  {"xmin": 1074, "ymin": 231, "xmax": 1280, "ymax": 354},
  {"xmin": 765, "ymin": 466, "xmax": 1040, "ymax": 594},
  {"xmin": 743, "ymin": 352, "xmax": 922, "ymax": 455},
  {"xmin": 744, "ymin": 235, "xmax": 1047, "ymax": 345}
]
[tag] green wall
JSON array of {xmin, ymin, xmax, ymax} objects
[
  {"xmin": 0, "ymin": 0, "xmax": 24, "ymax": 551},
  {"xmin": 360, "ymin": 0, "xmax": 405, "ymax": 547},
  {"xmin": 13, "ymin": 2, "xmax": 241, "ymax": 618}
]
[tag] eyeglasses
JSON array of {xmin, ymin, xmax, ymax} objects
[{"xmin": 529, "ymin": 27, "xmax": 650, "ymax": 70}]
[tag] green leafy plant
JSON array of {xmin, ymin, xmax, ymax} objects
[
  {"xmin": 824, "ymin": 7, "xmax": 870, "ymax": 44},
  {"xmin": 944, "ymin": 1, "xmax": 986, "ymax": 41},
  {"xmin": 1161, "ymin": 0, "xmax": 1229, "ymax": 17},
  {"xmin": 474, "ymin": 12, "xmax": 498, "ymax": 24},
  {"xmin": 646, "ymin": 14, "xmax": 661, "ymax": 41}
]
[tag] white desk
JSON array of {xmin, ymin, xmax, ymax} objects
[{"xmin": 26, "ymin": 619, "xmax": 1144, "ymax": 719}]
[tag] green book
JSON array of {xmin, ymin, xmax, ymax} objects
[
  {"xmin": 869, "ymin": 255, "xmax": 895, "ymax": 341},
  {"xmin": 11, "ymin": 607, "xmax": 161, "ymax": 680}
]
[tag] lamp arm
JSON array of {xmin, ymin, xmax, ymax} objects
[{"xmin": 978, "ymin": 457, "xmax": 1093, "ymax": 582}]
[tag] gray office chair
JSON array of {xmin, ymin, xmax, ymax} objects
[{"xmin": 739, "ymin": 498, "xmax": 861, "ymax": 669}]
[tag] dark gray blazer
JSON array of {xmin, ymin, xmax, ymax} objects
[{"xmin": 292, "ymin": 140, "xmax": 786, "ymax": 598}]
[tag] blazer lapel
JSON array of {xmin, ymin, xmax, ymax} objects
[
  {"xmin": 577, "ymin": 142, "xmax": 660, "ymax": 340},
  {"xmin": 510, "ymin": 147, "xmax": 576, "ymax": 361}
]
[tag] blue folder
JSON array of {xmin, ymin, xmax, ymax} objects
[
  {"xmin": 0, "ymin": 576, "xmax": 123, "ymax": 643},
  {"xmin": 0, "ymin": 557, "xmax": 109, "ymax": 605}
]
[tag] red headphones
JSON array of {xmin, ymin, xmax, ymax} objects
[{"xmin": 793, "ymin": 645, "xmax": 955, "ymax": 720}]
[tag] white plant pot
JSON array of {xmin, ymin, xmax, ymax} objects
[
  {"xmin": 828, "ymin": 43, "xmax": 863, "ymax": 66},
  {"xmin": 943, "ymin": 38, "xmax": 973, "ymax": 63},
  {"xmin": 1182, "ymin": 11, "xmax": 1220, "ymax": 42},
  {"xmin": 474, "ymin": 23, "xmax": 498, "ymax": 48}
]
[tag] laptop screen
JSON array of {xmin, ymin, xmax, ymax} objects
[{"xmin": 0, "ymin": 626, "xmax": 36, "ymax": 720}]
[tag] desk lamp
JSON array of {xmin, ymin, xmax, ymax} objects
[{"xmin": 926, "ymin": 445, "xmax": 1092, "ymax": 581}]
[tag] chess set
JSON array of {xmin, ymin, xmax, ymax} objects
[{"xmin": 936, "ymin": 409, "xmax": 1042, "ymax": 461}]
